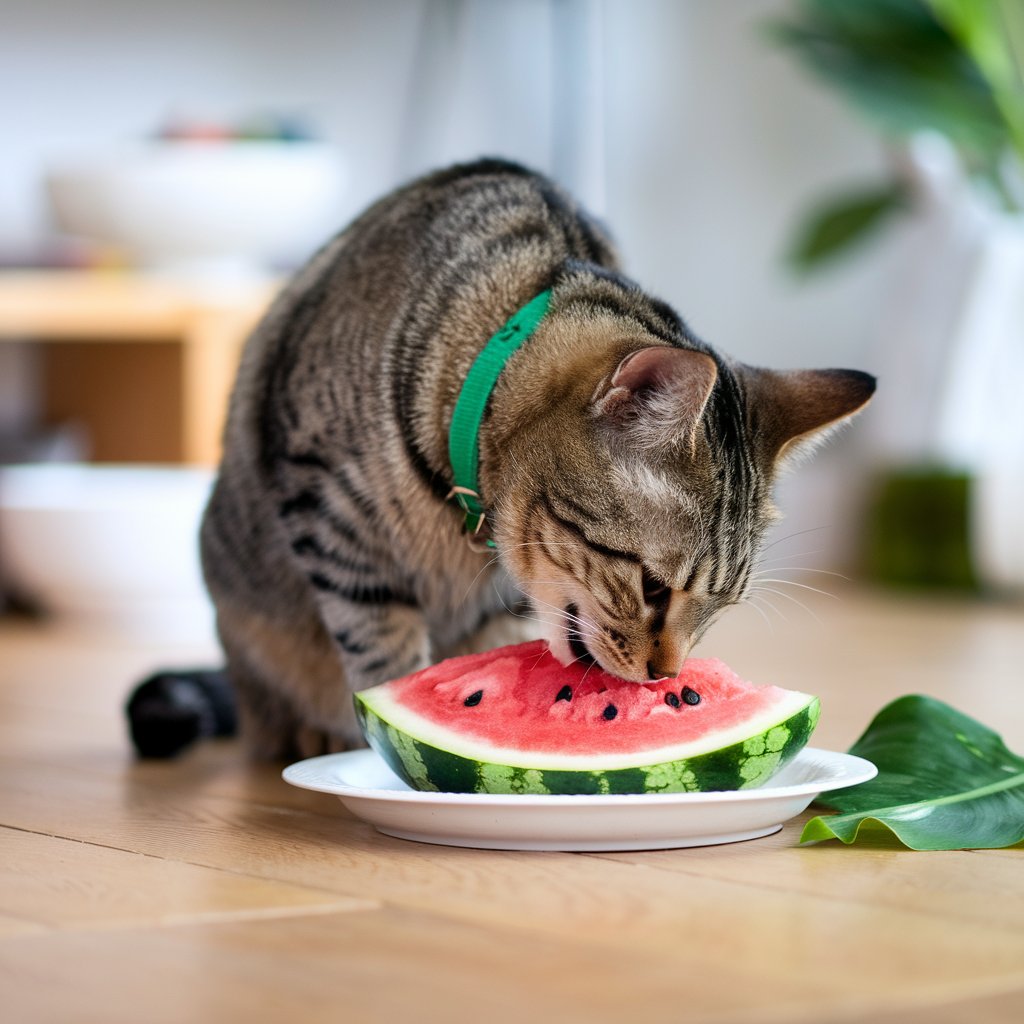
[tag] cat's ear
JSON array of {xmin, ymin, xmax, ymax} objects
[
  {"xmin": 592, "ymin": 346, "xmax": 718, "ymax": 453},
  {"xmin": 740, "ymin": 366, "xmax": 877, "ymax": 466}
]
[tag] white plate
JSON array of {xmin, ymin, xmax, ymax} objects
[{"xmin": 283, "ymin": 747, "xmax": 877, "ymax": 852}]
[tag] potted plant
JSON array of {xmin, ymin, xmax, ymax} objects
[{"xmin": 769, "ymin": 0, "xmax": 1024, "ymax": 594}]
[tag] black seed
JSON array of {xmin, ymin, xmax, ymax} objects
[
  {"xmin": 464, "ymin": 690, "xmax": 483, "ymax": 707},
  {"xmin": 555, "ymin": 685, "xmax": 573, "ymax": 703},
  {"xmin": 602, "ymin": 704, "xmax": 618, "ymax": 720},
  {"xmin": 665, "ymin": 692, "xmax": 680, "ymax": 708},
  {"xmin": 682, "ymin": 686, "xmax": 701, "ymax": 706}
]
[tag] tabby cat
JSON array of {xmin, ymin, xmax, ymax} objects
[{"xmin": 127, "ymin": 158, "xmax": 875, "ymax": 760}]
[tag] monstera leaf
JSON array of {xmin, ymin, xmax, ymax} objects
[{"xmin": 802, "ymin": 695, "xmax": 1024, "ymax": 850}]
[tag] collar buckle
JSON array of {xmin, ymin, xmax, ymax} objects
[{"xmin": 446, "ymin": 486, "xmax": 495, "ymax": 551}]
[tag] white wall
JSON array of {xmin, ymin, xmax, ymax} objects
[
  {"xmin": 1, "ymin": 0, "xmax": 892, "ymax": 566},
  {"xmin": 1, "ymin": 0, "xmax": 427, "ymax": 248},
  {"xmin": 604, "ymin": 0, "xmax": 893, "ymax": 370}
]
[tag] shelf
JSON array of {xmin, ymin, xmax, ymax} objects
[{"xmin": 0, "ymin": 270, "xmax": 280, "ymax": 465}]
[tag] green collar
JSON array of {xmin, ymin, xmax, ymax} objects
[{"xmin": 447, "ymin": 289, "xmax": 553, "ymax": 549}]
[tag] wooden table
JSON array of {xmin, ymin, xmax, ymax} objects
[
  {"xmin": 0, "ymin": 586, "xmax": 1022, "ymax": 1023},
  {"xmin": 0, "ymin": 271, "xmax": 278, "ymax": 464}
]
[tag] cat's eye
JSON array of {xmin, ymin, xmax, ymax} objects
[{"xmin": 641, "ymin": 566, "xmax": 670, "ymax": 604}]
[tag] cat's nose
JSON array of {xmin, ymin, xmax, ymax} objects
[
  {"xmin": 647, "ymin": 655, "xmax": 688, "ymax": 679},
  {"xmin": 645, "ymin": 647, "xmax": 690, "ymax": 681}
]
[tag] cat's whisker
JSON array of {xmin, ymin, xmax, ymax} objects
[
  {"xmin": 536, "ymin": 598, "xmax": 598, "ymax": 638},
  {"xmin": 491, "ymin": 586, "xmax": 556, "ymax": 636},
  {"xmin": 490, "ymin": 594, "xmax": 598, "ymax": 662},
  {"xmin": 551, "ymin": 612, "xmax": 603, "ymax": 646},
  {"xmin": 526, "ymin": 611, "xmax": 600, "ymax": 638},
  {"xmin": 457, "ymin": 553, "xmax": 506, "ymax": 606},
  {"xmin": 456, "ymin": 541, "xmax": 583, "ymax": 604},
  {"xmin": 759, "ymin": 525, "xmax": 830, "ymax": 555},
  {"xmin": 526, "ymin": 591, "xmax": 592, "ymax": 624},
  {"xmin": 751, "ymin": 584, "xmax": 822, "ymax": 625},
  {"xmin": 523, "ymin": 645, "xmax": 553, "ymax": 679},
  {"xmin": 522, "ymin": 596, "xmax": 603, "ymax": 644},
  {"xmin": 753, "ymin": 548, "xmax": 826, "ymax": 567},
  {"xmin": 750, "ymin": 577, "xmax": 840, "ymax": 600},
  {"xmin": 748, "ymin": 588, "xmax": 789, "ymax": 624},
  {"xmin": 741, "ymin": 594, "xmax": 775, "ymax": 633},
  {"xmin": 753, "ymin": 565, "xmax": 849, "ymax": 582}
]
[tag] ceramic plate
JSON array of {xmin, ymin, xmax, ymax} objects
[{"xmin": 283, "ymin": 747, "xmax": 876, "ymax": 852}]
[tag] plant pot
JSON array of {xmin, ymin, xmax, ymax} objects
[{"xmin": 864, "ymin": 136, "xmax": 1024, "ymax": 594}]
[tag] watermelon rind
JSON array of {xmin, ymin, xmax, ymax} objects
[{"xmin": 354, "ymin": 688, "xmax": 820, "ymax": 796}]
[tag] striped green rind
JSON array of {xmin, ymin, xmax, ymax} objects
[{"xmin": 355, "ymin": 694, "xmax": 820, "ymax": 795}]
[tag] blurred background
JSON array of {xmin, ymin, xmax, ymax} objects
[{"xmin": 1, "ymin": 0, "xmax": 1022, "ymax": 631}]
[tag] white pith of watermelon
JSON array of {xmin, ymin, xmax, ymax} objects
[{"xmin": 354, "ymin": 641, "xmax": 820, "ymax": 795}]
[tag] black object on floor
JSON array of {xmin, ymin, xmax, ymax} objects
[{"xmin": 126, "ymin": 669, "xmax": 237, "ymax": 758}]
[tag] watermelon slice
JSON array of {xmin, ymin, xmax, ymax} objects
[{"xmin": 354, "ymin": 641, "xmax": 819, "ymax": 795}]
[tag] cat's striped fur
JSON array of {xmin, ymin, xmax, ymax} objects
[{"xmin": 197, "ymin": 158, "xmax": 874, "ymax": 760}]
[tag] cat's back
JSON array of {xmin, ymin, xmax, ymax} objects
[
  {"xmin": 224, "ymin": 159, "xmax": 615, "ymax": 470},
  {"xmin": 202, "ymin": 159, "xmax": 616, "ymax": 602}
]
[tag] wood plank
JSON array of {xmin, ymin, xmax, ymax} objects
[
  {"xmin": 0, "ymin": 271, "xmax": 190, "ymax": 339},
  {"xmin": 0, "ymin": 913, "xmax": 47, "ymax": 938},
  {"xmin": 700, "ymin": 587, "xmax": 1024, "ymax": 753},
  {"xmin": 0, "ymin": 701, "xmax": 328, "ymax": 815},
  {"xmin": 2, "ymin": 905, "xmax": 1020, "ymax": 1024},
  {"xmin": 0, "ymin": 906, "xmax": 755, "ymax": 1024},
  {"xmin": 863, "ymin": 984, "xmax": 1024, "ymax": 1024},
  {"xmin": 0, "ymin": 827, "xmax": 374, "ymax": 931},
  {"xmin": 1, "ymin": 590, "xmax": 1022, "ymax": 1023},
  {"xmin": 0, "ymin": 618, "xmax": 220, "ymax": 705},
  {"xmin": 0, "ymin": 270, "xmax": 276, "ymax": 341},
  {"xmin": 0, "ymin": 270, "xmax": 276, "ymax": 464},
  {"xmin": 593, "ymin": 829, "xmax": 1024, "ymax": 932},
  {"xmin": 1, "ymin": 754, "xmax": 1023, "ymax": 1008}
]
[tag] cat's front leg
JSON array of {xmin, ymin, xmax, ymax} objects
[
  {"xmin": 319, "ymin": 598, "xmax": 432, "ymax": 693},
  {"xmin": 212, "ymin": 590, "xmax": 431, "ymax": 759},
  {"xmin": 272, "ymin": 464, "xmax": 434, "ymax": 722},
  {"xmin": 284, "ymin": 597, "xmax": 433, "ymax": 760}
]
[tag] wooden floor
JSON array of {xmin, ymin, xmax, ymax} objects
[{"xmin": 1, "ymin": 585, "xmax": 1022, "ymax": 1023}]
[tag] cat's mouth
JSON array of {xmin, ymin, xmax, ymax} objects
[
  {"xmin": 565, "ymin": 604, "xmax": 599, "ymax": 670},
  {"xmin": 567, "ymin": 629, "xmax": 598, "ymax": 668}
]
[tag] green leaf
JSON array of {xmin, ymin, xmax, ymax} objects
[
  {"xmin": 788, "ymin": 184, "xmax": 907, "ymax": 269},
  {"xmin": 801, "ymin": 695, "xmax": 1024, "ymax": 850},
  {"xmin": 928, "ymin": 0, "xmax": 1024, "ymax": 163},
  {"xmin": 768, "ymin": 0, "xmax": 1011, "ymax": 164}
]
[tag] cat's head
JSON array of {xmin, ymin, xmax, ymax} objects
[{"xmin": 490, "ymin": 321, "xmax": 875, "ymax": 682}]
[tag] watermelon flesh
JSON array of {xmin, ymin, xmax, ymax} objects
[{"xmin": 354, "ymin": 640, "xmax": 819, "ymax": 795}]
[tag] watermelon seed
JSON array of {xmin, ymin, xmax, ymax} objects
[
  {"xmin": 555, "ymin": 685, "xmax": 573, "ymax": 703},
  {"xmin": 464, "ymin": 690, "xmax": 483, "ymax": 707},
  {"xmin": 681, "ymin": 686, "xmax": 701, "ymax": 706},
  {"xmin": 603, "ymin": 704, "xmax": 618, "ymax": 720},
  {"xmin": 665, "ymin": 692, "xmax": 681, "ymax": 708}
]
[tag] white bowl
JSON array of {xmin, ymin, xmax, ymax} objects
[
  {"xmin": 45, "ymin": 142, "xmax": 346, "ymax": 271},
  {"xmin": 0, "ymin": 464, "xmax": 216, "ymax": 632}
]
